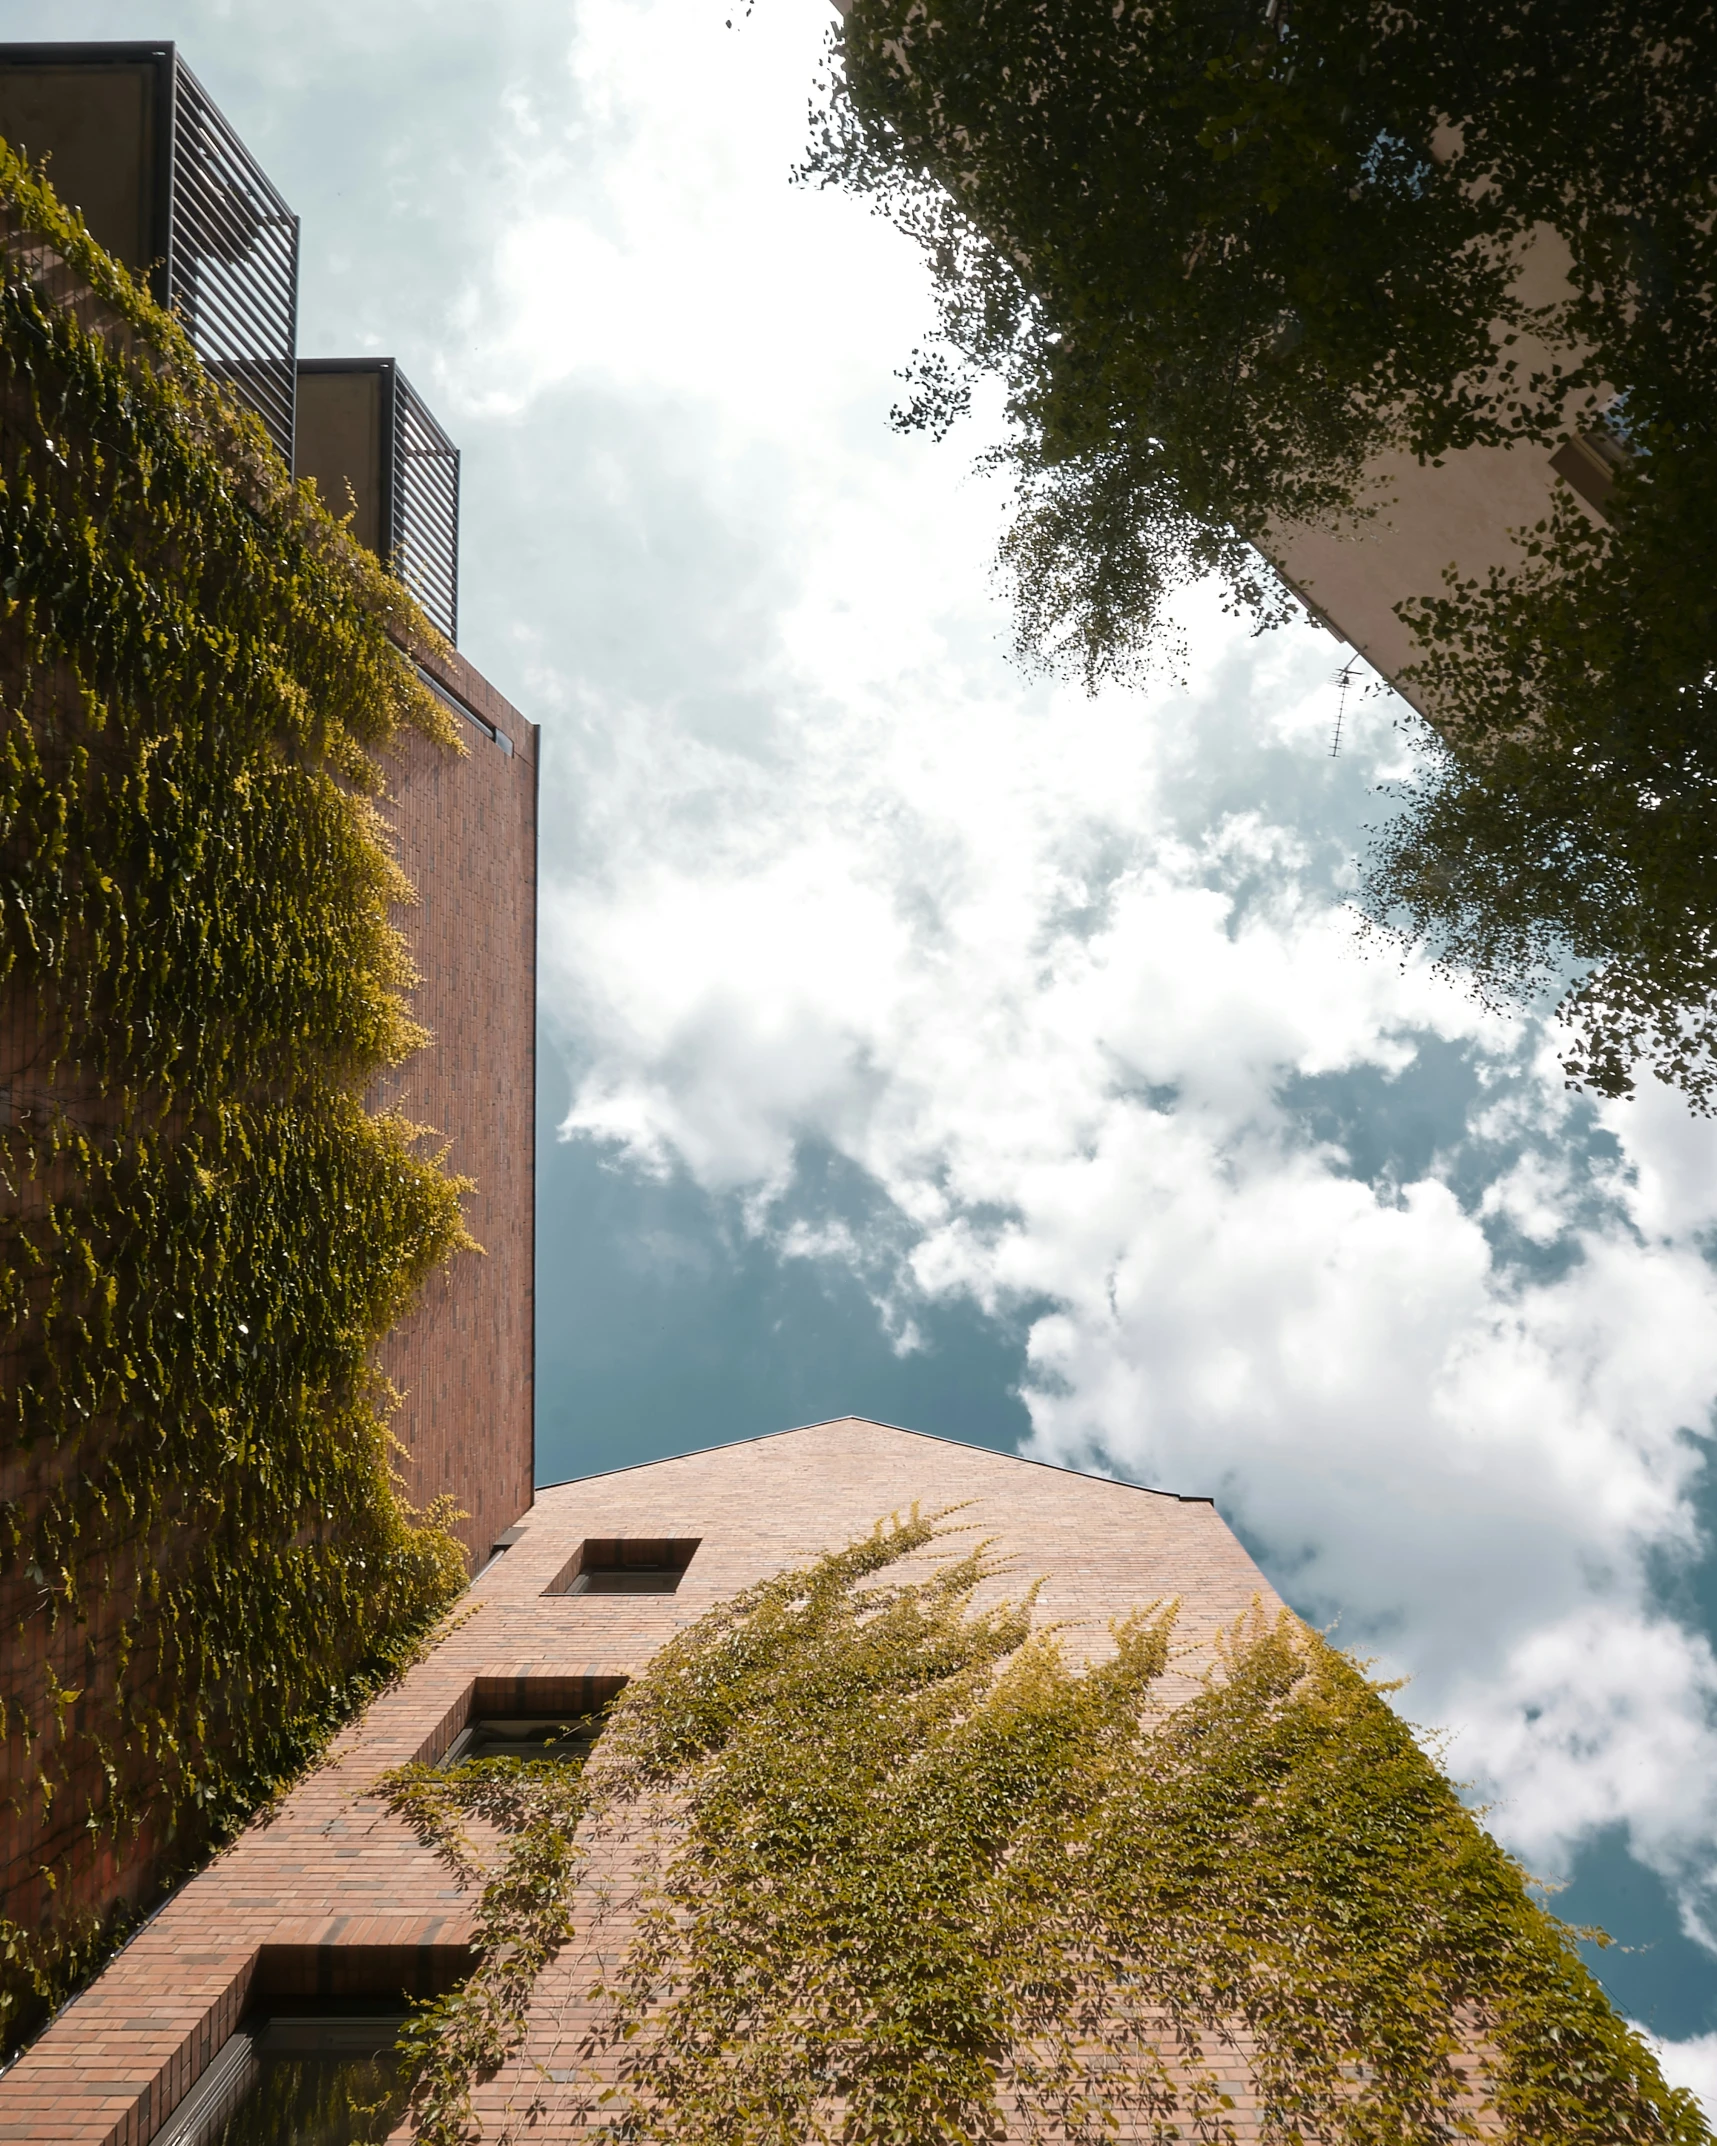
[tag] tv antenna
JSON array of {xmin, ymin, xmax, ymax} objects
[{"xmin": 1330, "ymin": 656, "xmax": 1361, "ymax": 758}]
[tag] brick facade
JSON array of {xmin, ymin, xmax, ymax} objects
[
  {"xmin": 0, "ymin": 128, "xmax": 536, "ymax": 2069},
  {"xmin": 0, "ymin": 640, "xmax": 538, "ymax": 1983},
  {"xmin": 370, "ymin": 641, "xmax": 539, "ymax": 1570},
  {"xmin": 0, "ymin": 1418, "xmax": 1293, "ymax": 2146}
]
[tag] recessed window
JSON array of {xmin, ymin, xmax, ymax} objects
[
  {"xmin": 428, "ymin": 1674, "xmax": 628, "ymax": 1768},
  {"xmin": 442, "ymin": 1714, "xmax": 602, "ymax": 1764},
  {"xmin": 158, "ymin": 1948, "xmax": 470, "ymax": 2146},
  {"xmin": 160, "ymin": 2010, "xmax": 412, "ymax": 2146},
  {"xmin": 1550, "ymin": 430, "xmax": 1625, "ymax": 519},
  {"xmin": 545, "ymin": 1537, "xmax": 700, "ymax": 1597},
  {"xmin": 160, "ymin": 1947, "xmax": 471, "ymax": 2146}
]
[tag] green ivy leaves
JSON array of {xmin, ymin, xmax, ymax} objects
[
  {"xmin": 0, "ymin": 142, "xmax": 471, "ymax": 2053},
  {"xmin": 381, "ymin": 1754, "xmax": 591, "ymax": 2146},
  {"xmin": 566, "ymin": 1515, "xmax": 1709, "ymax": 2146}
]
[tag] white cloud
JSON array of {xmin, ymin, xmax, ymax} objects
[
  {"xmin": 1644, "ymin": 2030, "xmax": 1717, "ymax": 2123},
  {"xmin": 538, "ymin": 567, "xmax": 1717, "ymax": 1920},
  {"xmin": 444, "ymin": 0, "xmax": 930, "ymax": 429},
  {"xmin": 469, "ymin": 0, "xmax": 1717, "ymax": 1968},
  {"xmin": 1603, "ymin": 1077, "xmax": 1717, "ymax": 1244},
  {"xmin": 1449, "ymin": 1607, "xmax": 1717, "ymax": 1880}
]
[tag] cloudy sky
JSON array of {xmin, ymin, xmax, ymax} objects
[{"xmin": 15, "ymin": 0, "xmax": 1717, "ymax": 2098}]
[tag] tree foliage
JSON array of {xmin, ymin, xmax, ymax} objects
[
  {"xmin": 1366, "ymin": 450, "xmax": 1717, "ymax": 1104},
  {"xmin": 806, "ymin": 0, "xmax": 1717, "ymax": 1100}
]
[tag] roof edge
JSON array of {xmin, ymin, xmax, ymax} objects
[{"xmin": 533, "ymin": 1415, "xmax": 1215, "ymax": 1506}]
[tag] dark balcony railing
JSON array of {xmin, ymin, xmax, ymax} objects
[
  {"xmin": 392, "ymin": 368, "xmax": 460, "ymax": 643},
  {"xmin": 1, "ymin": 45, "xmax": 463, "ymax": 629},
  {"xmin": 296, "ymin": 357, "xmax": 460, "ymax": 643},
  {"xmin": 167, "ymin": 54, "xmax": 298, "ymax": 467},
  {"xmin": 0, "ymin": 43, "xmax": 299, "ymax": 466}
]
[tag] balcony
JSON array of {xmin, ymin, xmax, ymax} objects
[
  {"xmin": 296, "ymin": 359, "xmax": 461, "ymax": 643},
  {"xmin": 0, "ymin": 41, "xmax": 299, "ymax": 464}
]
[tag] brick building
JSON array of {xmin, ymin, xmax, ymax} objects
[
  {"xmin": 1261, "ymin": 207, "xmax": 1620, "ymax": 723},
  {"xmin": 0, "ymin": 39, "xmax": 536, "ymax": 2025},
  {"xmin": 0, "ymin": 39, "xmax": 537, "ymax": 1575},
  {"xmin": 365, "ymin": 638, "xmax": 538, "ymax": 1570},
  {"xmin": 0, "ymin": 1418, "xmax": 1290, "ymax": 2146}
]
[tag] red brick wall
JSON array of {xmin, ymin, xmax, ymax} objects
[
  {"xmin": 0, "ymin": 646, "xmax": 537, "ymax": 2003},
  {"xmin": 369, "ymin": 642, "xmax": 538, "ymax": 1569},
  {"xmin": 0, "ymin": 999, "xmax": 199, "ymax": 1966}
]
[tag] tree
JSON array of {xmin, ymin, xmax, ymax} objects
[{"xmin": 805, "ymin": 0, "xmax": 1717, "ymax": 1103}]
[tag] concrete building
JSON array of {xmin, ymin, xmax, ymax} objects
[
  {"xmin": 0, "ymin": 1418, "xmax": 1291, "ymax": 2146},
  {"xmin": 1259, "ymin": 207, "xmax": 1619, "ymax": 723},
  {"xmin": 1268, "ymin": 416, "xmax": 1619, "ymax": 722}
]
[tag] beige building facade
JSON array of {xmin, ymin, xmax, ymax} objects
[
  {"xmin": 0, "ymin": 1418, "xmax": 1286, "ymax": 2146},
  {"xmin": 1264, "ymin": 212, "xmax": 1618, "ymax": 719}
]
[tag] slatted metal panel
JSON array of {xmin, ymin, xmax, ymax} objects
[
  {"xmin": 168, "ymin": 54, "xmax": 298, "ymax": 467},
  {"xmin": 0, "ymin": 45, "xmax": 299, "ymax": 467},
  {"xmin": 391, "ymin": 367, "xmax": 460, "ymax": 643}
]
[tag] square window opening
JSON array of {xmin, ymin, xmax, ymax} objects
[
  {"xmin": 429, "ymin": 1673, "xmax": 628, "ymax": 1768},
  {"xmin": 159, "ymin": 1946, "xmax": 471, "ymax": 2146},
  {"xmin": 162, "ymin": 2011, "xmax": 411, "ymax": 2146},
  {"xmin": 545, "ymin": 1536, "xmax": 700, "ymax": 1597},
  {"xmin": 443, "ymin": 1714, "xmax": 601, "ymax": 1764}
]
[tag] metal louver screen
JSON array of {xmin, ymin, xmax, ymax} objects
[
  {"xmin": 169, "ymin": 55, "xmax": 298, "ymax": 467},
  {"xmin": 392, "ymin": 369, "xmax": 459, "ymax": 643}
]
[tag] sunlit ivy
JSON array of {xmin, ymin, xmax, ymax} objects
[
  {"xmin": 0, "ymin": 142, "xmax": 472, "ymax": 2051},
  {"xmin": 544, "ymin": 1513, "xmax": 1708, "ymax": 2146},
  {"xmin": 380, "ymin": 1753, "xmax": 592, "ymax": 2146}
]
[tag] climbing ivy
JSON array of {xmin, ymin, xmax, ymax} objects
[
  {"xmin": 380, "ymin": 1751, "xmax": 593, "ymax": 2146},
  {"xmin": 0, "ymin": 142, "xmax": 472, "ymax": 2050},
  {"xmin": 531, "ymin": 1512, "xmax": 1707, "ymax": 2146}
]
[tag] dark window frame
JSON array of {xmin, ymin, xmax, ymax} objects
[{"xmin": 544, "ymin": 1536, "xmax": 701, "ymax": 1597}]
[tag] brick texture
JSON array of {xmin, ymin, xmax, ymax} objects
[
  {"xmin": 0, "ymin": 644, "xmax": 538, "ymax": 1979},
  {"xmin": 0, "ymin": 1419, "xmax": 1305, "ymax": 2146},
  {"xmin": 369, "ymin": 639, "xmax": 538, "ymax": 1570},
  {"xmin": 0, "ymin": 208, "xmax": 536, "ymax": 2054}
]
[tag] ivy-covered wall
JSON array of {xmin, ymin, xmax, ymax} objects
[
  {"xmin": 379, "ymin": 1510, "xmax": 1712, "ymax": 2146},
  {"xmin": 0, "ymin": 146, "xmax": 473, "ymax": 2052}
]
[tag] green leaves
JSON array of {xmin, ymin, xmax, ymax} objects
[
  {"xmin": 570, "ymin": 1523, "xmax": 1708, "ymax": 2146},
  {"xmin": 815, "ymin": 0, "xmax": 1564, "ymax": 548},
  {"xmin": 381, "ymin": 1754, "xmax": 591, "ymax": 2146},
  {"xmin": 0, "ymin": 145, "xmax": 471, "ymax": 2053},
  {"xmin": 1366, "ymin": 432, "xmax": 1717, "ymax": 1107}
]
